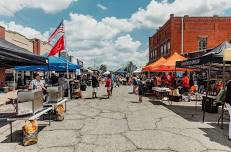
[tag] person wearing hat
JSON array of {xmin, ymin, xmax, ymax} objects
[{"xmin": 29, "ymin": 73, "xmax": 46, "ymax": 91}]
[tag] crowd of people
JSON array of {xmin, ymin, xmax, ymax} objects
[{"xmin": 27, "ymin": 71, "xmax": 129, "ymax": 100}]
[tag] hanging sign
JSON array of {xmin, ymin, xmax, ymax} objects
[{"xmin": 223, "ymin": 48, "xmax": 231, "ymax": 61}]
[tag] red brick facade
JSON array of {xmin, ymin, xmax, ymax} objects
[
  {"xmin": 0, "ymin": 26, "xmax": 5, "ymax": 39},
  {"xmin": 149, "ymin": 15, "xmax": 231, "ymax": 63},
  {"xmin": 0, "ymin": 27, "xmax": 6, "ymax": 84},
  {"xmin": 33, "ymin": 39, "xmax": 41, "ymax": 55}
]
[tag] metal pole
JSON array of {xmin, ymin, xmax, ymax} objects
[
  {"xmin": 10, "ymin": 121, "xmax": 13, "ymax": 142},
  {"xmin": 221, "ymin": 61, "xmax": 226, "ymax": 129},
  {"xmin": 63, "ymin": 19, "xmax": 71, "ymax": 100},
  {"xmin": 13, "ymin": 70, "xmax": 16, "ymax": 91},
  {"xmin": 203, "ymin": 62, "xmax": 211, "ymax": 122},
  {"xmin": 181, "ymin": 17, "xmax": 184, "ymax": 54}
]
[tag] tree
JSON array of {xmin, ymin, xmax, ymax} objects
[
  {"xmin": 125, "ymin": 61, "xmax": 135, "ymax": 73},
  {"xmin": 99, "ymin": 64, "xmax": 107, "ymax": 72}
]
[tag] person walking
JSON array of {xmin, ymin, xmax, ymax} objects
[
  {"xmin": 225, "ymin": 75, "xmax": 231, "ymax": 140},
  {"xmin": 92, "ymin": 73, "xmax": 99, "ymax": 98},
  {"xmin": 132, "ymin": 76, "xmax": 138, "ymax": 94},
  {"xmin": 115, "ymin": 75, "xmax": 120, "ymax": 88},
  {"xmin": 137, "ymin": 78, "xmax": 145, "ymax": 103},
  {"xmin": 111, "ymin": 74, "xmax": 116, "ymax": 95},
  {"xmin": 105, "ymin": 75, "xmax": 112, "ymax": 98}
]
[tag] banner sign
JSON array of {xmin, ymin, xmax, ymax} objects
[{"xmin": 223, "ymin": 48, "xmax": 231, "ymax": 61}]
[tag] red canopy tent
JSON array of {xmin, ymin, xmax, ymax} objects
[
  {"xmin": 150, "ymin": 52, "xmax": 192, "ymax": 72},
  {"xmin": 142, "ymin": 57, "xmax": 166, "ymax": 72}
]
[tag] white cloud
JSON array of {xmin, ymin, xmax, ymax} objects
[
  {"xmin": 0, "ymin": 21, "xmax": 48, "ymax": 41},
  {"xmin": 64, "ymin": 13, "xmax": 147, "ymax": 69},
  {"xmin": 0, "ymin": 0, "xmax": 75, "ymax": 16},
  {"xmin": 102, "ymin": 17, "xmax": 135, "ymax": 33},
  {"xmin": 131, "ymin": 0, "xmax": 231, "ymax": 28},
  {"xmin": 1, "ymin": 0, "xmax": 231, "ymax": 68},
  {"xmin": 115, "ymin": 35, "xmax": 141, "ymax": 52},
  {"xmin": 97, "ymin": 3, "xmax": 108, "ymax": 11}
]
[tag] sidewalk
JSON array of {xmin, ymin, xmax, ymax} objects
[{"xmin": 0, "ymin": 86, "xmax": 231, "ymax": 152}]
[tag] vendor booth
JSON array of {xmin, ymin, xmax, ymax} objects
[
  {"xmin": 115, "ymin": 68, "xmax": 126, "ymax": 75},
  {"xmin": 0, "ymin": 39, "xmax": 47, "ymax": 67},
  {"xmin": 133, "ymin": 68, "xmax": 142, "ymax": 74},
  {"xmin": 142, "ymin": 57, "xmax": 166, "ymax": 72},
  {"xmin": 151, "ymin": 52, "xmax": 191, "ymax": 72},
  {"xmin": 15, "ymin": 56, "xmax": 80, "ymax": 72},
  {"xmin": 176, "ymin": 41, "xmax": 231, "ymax": 128},
  {"xmin": 0, "ymin": 39, "xmax": 69, "ymax": 144}
]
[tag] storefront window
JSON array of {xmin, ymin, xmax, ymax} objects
[
  {"xmin": 199, "ymin": 37, "xmax": 207, "ymax": 50},
  {"xmin": 161, "ymin": 45, "xmax": 164, "ymax": 55},
  {"xmin": 164, "ymin": 43, "xmax": 167, "ymax": 55},
  {"xmin": 167, "ymin": 41, "xmax": 171, "ymax": 54}
]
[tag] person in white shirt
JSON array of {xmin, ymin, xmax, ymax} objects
[{"xmin": 29, "ymin": 73, "xmax": 46, "ymax": 91}]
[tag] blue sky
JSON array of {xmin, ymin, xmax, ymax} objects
[
  {"xmin": 1, "ymin": 0, "xmax": 150, "ymax": 31},
  {"xmin": 0, "ymin": 0, "xmax": 231, "ymax": 69}
]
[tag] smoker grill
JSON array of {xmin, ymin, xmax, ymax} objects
[
  {"xmin": 46, "ymin": 86, "xmax": 63, "ymax": 103},
  {"xmin": 17, "ymin": 90, "xmax": 44, "ymax": 116}
]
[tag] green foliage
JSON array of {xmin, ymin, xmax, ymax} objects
[{"xmin": 99, "ymin": 64, "xmax": 107, "ymax": 72}]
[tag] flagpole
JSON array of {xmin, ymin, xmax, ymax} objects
[{"xmin": 63, "ymin": 20, "xmax": 71, "ymax": 100}]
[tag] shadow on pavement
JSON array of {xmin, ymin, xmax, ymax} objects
[
  {"xmin": 129, "ymin": 101, "xmax": 140, "ymax": 103},
  {"xmin": 0, "ymin": 113, "xmax": 17, "ymax": 128},
  {"xmin": 200, "ymin": 126, "xmax": 231, "ymax": 148},
  {"xmin": 1, "ymin": 125, "xmax": 46, "ymax": 145},
  {"xmin": 148, "ymin": 97, "xmax": 231, "ymax": 148}
]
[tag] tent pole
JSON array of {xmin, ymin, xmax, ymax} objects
[
  {"xmin": 203, "ymin": 62, "xmax": 211, "ymax": 122},
  {"xmin": 221, "ymin": 60, "xmax": 226, "ymax": 129},
  {"xmin": 63, "ymin": 19, "xmax": 71, "ymax": 100},
  {"xmin": 13, "ymin": 70, "xmax": 16, "ymax": 91},
  {"xmin": 222, "ymin": 61, "xmax": 225, "ymax": 86}
]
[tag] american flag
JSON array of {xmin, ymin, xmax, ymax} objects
[{"xmin": 48, "ymin": 20, "xmax": 64, "ymax": 43}]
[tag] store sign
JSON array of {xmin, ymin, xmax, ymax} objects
[{"xmin": 223, "ymin": 48, "xmax": 231, "ymax": 61}]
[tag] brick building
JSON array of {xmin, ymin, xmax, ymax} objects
[
  {"xmin": 0, "ymin": 26, "xmax": 52, "ymax": 86},
  {"xmin": 149, "ymin": 14, "xmax": 231, "ymax": 63}
]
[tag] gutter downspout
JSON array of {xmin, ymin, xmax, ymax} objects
[{"xmin": 181, "ymin": 17, "xmax": 184, "ymax": 54}]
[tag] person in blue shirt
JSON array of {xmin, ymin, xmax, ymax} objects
[{"xmin": 111, "ymin": 74, "xmax": 116, "ymax": 95}]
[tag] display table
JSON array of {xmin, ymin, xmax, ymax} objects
[
  {"xmin": 2, "ymin": 107, "xmax": 53, "ymax": 142},
  {"xmin": 152, "ymin": 87, "xmax": 171, "ymax": 93},
  {"xmin": 43, "ymin": 98, "xmax": 68, "ymax": 112},
  {"xmin": 198, "ymin": 93, "xmax": 217, "ymax": 100},
  {"xmin": 152, "ymin": 87, "xmax": 172, "ymax": 105}
]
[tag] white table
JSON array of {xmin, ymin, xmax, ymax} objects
[
  {"xmin": 43, "ymin": 98, "xmax": 68, "ymax": 112},
  {"xmin": 152, "ymin": 87, "xmax": 171, "ymax": 93},
  {"xmin": 5, "ymin": 107, "xmax": 53, "ymax": 142},
  {"xmin": 152, "ymin": 87, "xmax": 172, "ymax": 105},
  {"xmin": 198, "ymin": 93, "xmax": 217, "ymax": 100}
]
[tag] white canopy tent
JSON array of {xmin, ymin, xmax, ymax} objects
[{"xmin": 133, "ymin": 68, "xmax": 142, "ymax": 74}]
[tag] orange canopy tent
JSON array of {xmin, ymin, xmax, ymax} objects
[
  {"xmin": 150, "ymin": 52, "xmax": 192, "ymax": 72},
  {"xmin": 142, "ymin": 57, "xmax": 166, "ymax": 72}
]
